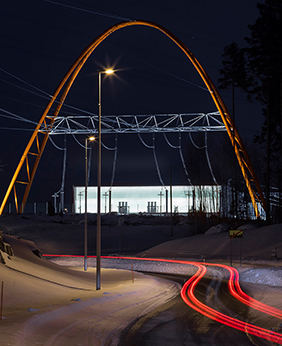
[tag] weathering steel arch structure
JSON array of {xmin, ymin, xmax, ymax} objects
[{"xmin": 0, "ymin": 20, "xmax": 266, "ymax": 217}]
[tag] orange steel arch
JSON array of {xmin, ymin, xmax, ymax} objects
[{"xmin": 0, "ymin": 20, "xmax": 266, "ymax": 217}]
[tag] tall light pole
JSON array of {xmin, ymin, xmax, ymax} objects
[
  {"xmin": 84, "ymin": 136, "xmax": 95, "ymax": 271},
  {"xmin": 97, "ymin": 68, "xmax": 114, "ymax": 290}
]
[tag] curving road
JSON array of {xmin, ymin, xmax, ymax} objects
[
  {"xmin": 108, "ymin": 256, "xmax": 282, "ymax": 345},
  {"xmin": 44, "ymin": 254, "xmax": 282, "ymax": 345},
  {"xmin": 118, "ymin": 273, "xmax": 255, "ymax": 345}
]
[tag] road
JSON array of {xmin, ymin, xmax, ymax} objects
[
  {"xmin": 103, "ymin": 257, "xmax": 282, "ymax": 345},
  {"xmin": 117, "ymin": 273, "xmax": 269, "ymax": 345},
  {"xmin": 46, "ymin": 255, "xmax": 282, "ymax": 345}
]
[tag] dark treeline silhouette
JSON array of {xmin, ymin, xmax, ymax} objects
[{"xmin": 217, "ymin": 0, "xmax": 282, "ymax": 223}]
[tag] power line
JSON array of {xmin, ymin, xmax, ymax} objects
[
  {"xmin": 0, "ymin": 68, "xmax": 52, "ymax": 98},
  {"xmin": 104, "ymin": 42, "xmax": 209, "ymax": 92},
  {"xmin": 0, "ymin": 108, "xmax": 38, "ymax": 125},
  {"xmin": 41, "ymin": 0, "xmax": 134, "ymax": 22},
  {"xmin": 0, "ymin": 68, "xmax": 99, "ymax": 118}
]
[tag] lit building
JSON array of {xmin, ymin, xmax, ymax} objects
[{"xmin": 73, "ymin": 185, "xmax": 221, "ymax": 214}]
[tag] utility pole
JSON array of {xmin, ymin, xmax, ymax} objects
[
  {"xmin": 170, "ymin": 166, "xmax": 173, "ymax": 237},
  {"xmin": 158, "ymin": 190, "xmax": 164, "ymax": 215}
]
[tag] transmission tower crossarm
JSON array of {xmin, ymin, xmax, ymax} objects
[{"xmin": 46, "ymin": 113, "xmax": 226, "ymax": 134}]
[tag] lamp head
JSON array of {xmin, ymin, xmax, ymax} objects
[{"xmin": 105, "ymin": 69, "xmax": 114, "ymax": 74}]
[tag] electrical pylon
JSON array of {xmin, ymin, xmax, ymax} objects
[{"xmin": 0, "ymin": 20, "xmax": 266, "ymax": 217}]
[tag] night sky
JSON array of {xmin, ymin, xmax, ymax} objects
[{"xmin": 0, "ymin": 0, "xmax": 263, "ymax": 209}]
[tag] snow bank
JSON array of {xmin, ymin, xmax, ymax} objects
[
  {"xmin": 239, "ymin": 266, "xmax": 282, "ymax": 286},
  {"xmin": 49, "ymin": 256, "xmax": 282, "ymax": 287},
  {"xmin": 0, "ymin": 234, "xmax": 182, "ymax": 346}
]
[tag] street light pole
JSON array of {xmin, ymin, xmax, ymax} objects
[
  {"xmin": 97, "ymin": 68, "xmax": 114, "ymax": 290},
  {"xmin": 84, "ymin": 136, "xmax": 94, "ymax": 272}
]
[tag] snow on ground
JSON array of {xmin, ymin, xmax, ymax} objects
[
  {"xmin": 0, "ymin": 214, "xmax": 282, "ymax": 345},
  {"xmin": 49, "ymin": 255, "xmax": 282, "ymax": 287},
  {"xmin": 239, "ymin": 266, "xmax": 282, "ymax": 286},
  {"xmin": 0, "ymin": 235, "xmax": 181, "ymax": 346}
]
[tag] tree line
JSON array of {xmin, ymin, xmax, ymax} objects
[{"xmin": 217, "ymin": 0, "xmax": 282, "ymax": 222}]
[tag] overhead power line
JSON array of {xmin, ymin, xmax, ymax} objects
[{"xmin": 41, "ymin": 0, "xmax": 134, "ymax": 21}]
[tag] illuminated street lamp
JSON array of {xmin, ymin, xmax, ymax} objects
[
  {"xmin": 84, "ymin": 136, "xmax": 95, "ymax": 271},
  {"xmin": 97, "ymin": 68, "xmax": 114, "ymax": 290}
]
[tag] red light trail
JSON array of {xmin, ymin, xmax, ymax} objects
[
  {"xmin": 43, "ymin": 254, "xmax": 282, "ymax": 343},
  {"xmin": 180, "ymin": 263, "xmax": 282, "ymax": 344}
]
